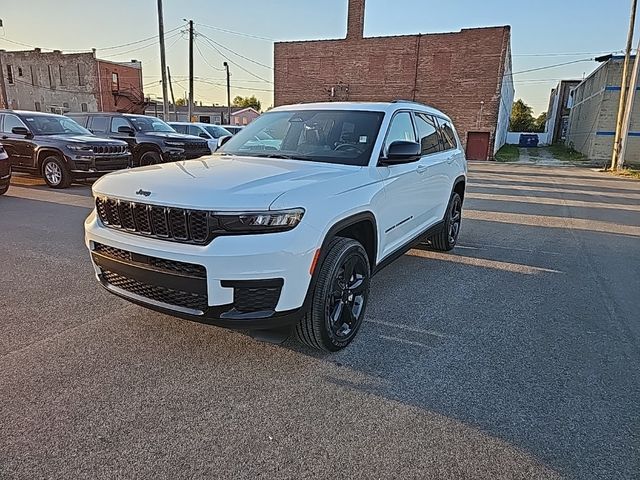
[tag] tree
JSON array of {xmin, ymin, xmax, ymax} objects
[
  {"xmin": 509, "ymin": 99, "xmax": 535, "ymax": 132},
  {"xmin": 232, "ymin": 95, "xmax": 261, "ymax": 111},
  {"xmin": 533, "ymin": 112, "xmax": 547, "ymax": 133},
  {"xmin": 175, "ymin": 98, "xmax": 186, "ymax": 107}
]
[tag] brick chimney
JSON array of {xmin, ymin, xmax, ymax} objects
[{"xmin": 346, "ymin": 0, "xmax": 365, "ymax": 40}]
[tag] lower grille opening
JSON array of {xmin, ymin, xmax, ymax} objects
[
  {"xmin": 221, "ymin": 280, "xmax": 283, "ymax": 314},
  {"xmin": 102, "ymin": 270, "xmax": 208, "ymax": 312}
]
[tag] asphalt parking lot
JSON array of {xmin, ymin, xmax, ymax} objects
[{"xmin": 1, "ymin": 162, "xmax": 639, "ymax": 479}]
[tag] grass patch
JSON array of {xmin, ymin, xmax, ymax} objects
[
  {"xmin": 546, "ymin": 144, "xmax": 586, "ymax": 161},
  {"xmin": 495, "ymin": 144, "xmax": 520, "ymax": 162},
  {"xmin": 612, "ymin": 168, "xmax": 640, "ymax": 180}
]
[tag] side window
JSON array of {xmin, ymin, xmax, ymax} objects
[
  {"xmin": 111, "ymin": 117, "xmax": 130, "ymax": 134},
  {"xmin": 415, "ymin": 113, "xmax": 442, "ymax": 155},
  {"xmin": 188, "ymin": 125, "xmax": 205, "ymax": 137},
  {"xmin": 89, "ymin": 116, "xmax": 109, "ymax": 133},
  {"xmin": 384, "ymin": 112, "xmax": 416, "ymax": 154},
  {"xmin": 2, "ymin": 114, "xmax": 27, "ymax": 133},
  {"xmin": 437, "ymin": 118, "xmax": 458, "ymax": 151},
  {"xmin": 172, "ymin": 124, "xmax": 187, "ymax": 134}
]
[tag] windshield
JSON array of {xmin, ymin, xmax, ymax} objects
[
  {"xmin": 219, "ymin": 110, "xmax": 384, "ymax": 166},
  {"xmin": 204, "ymin": 125, "xmax": 232, "ymax": 138},
  {"xmin": 22, "ymin": 115, "xmax": 91, "ymax": 136},
  {"xmin": 128, "ymin": 116, "xmax": 176, "ymax": 133}
]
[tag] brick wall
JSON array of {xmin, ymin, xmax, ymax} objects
[
  {"xmin": 273, "ymin": 1, "xmax": 512, "ymax": 157},
  {"xmin": 96, "ymin": 60, "xmax": 145, "ymax": 113}
]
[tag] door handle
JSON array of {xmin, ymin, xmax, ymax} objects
[{"xmin": 416, "ymin": 164, "xmax": 428, "ymax": 174}]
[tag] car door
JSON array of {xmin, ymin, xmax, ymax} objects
[
  {"xmin": 0, "ymin": 113, "xmax": 35, "ymax": 168},
  {"xmin": 414, "ymin": 112, "xmax": 451, "ymax": 225},
  {"xmin": 377, "ymin": 110, "xmax": 424, "ymax": 258}
]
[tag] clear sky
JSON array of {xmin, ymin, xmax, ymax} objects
[{"xmin": 0, "ymin": 0, "xmax": 634, "ymax": 114}]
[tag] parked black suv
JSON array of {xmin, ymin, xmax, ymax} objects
[
  {"xmin": 68, "ymin": 113, "xmax": 210, "ymax": 167},
  {"xmin": 0, "ymin": 143, "xmax": 10, "ymax": 195},
  {"xmin": 0, "ymin": 110, "xmax": 130, "ymax": 189}
]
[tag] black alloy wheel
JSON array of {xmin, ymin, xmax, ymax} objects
[
  {"xmin": 426, "ymin": 191, "xmax": 463, "ymax": 251},
  {"xmin": 296, "ymin": 237, "xmax": 371, "ymax": 351}
]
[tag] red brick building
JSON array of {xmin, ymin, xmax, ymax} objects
[
  {"xmin": 274, "ymin": 0, "xmax": 514, "ymax": 159},
  {"xmin": 95, "ymin": 59, "xmax": 146, "ymax": 113}
]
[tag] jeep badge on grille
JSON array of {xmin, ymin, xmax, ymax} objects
[{"xmin": 136, "ymin": 189, "xmax": 151, "ymax": 197}]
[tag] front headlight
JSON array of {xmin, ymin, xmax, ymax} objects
[
  {"xmin": 213, "ymin": 208, "xmax": 304, "ymax": 234},
  {"xmin": 67, "ymin": 145, "xmax": 92, "ymax": 152},
  {"xmin": 164, "ymin": 140, "xmax": 185, "ymax": 147}
]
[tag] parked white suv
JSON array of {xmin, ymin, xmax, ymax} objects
[{"xmin": 85, "ymin": 101, "xmax": 467, "ymax": 351}]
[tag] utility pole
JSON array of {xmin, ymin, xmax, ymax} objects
[
  {"xmin": 188, "ymin": 19, "xmax": 194, "ymax": 122},
  {"xmin": 157, "ymin": 0, "xmax": 170, "ymax": 121},
  {"xmin": 611, "ymin": 0, "xmax": 637, "ymax": 170},
  {"xmin": 224, "ymin": 61, "xmax": 231, "ymax": 124},
  {"xmin": 167, "ymin": 66, "xmax": 178, "ymax": 121},
  {"xmin": 618, "ymin": 37, "xmax": 640, "ymax": 170}
]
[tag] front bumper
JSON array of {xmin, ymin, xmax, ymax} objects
[
  {"xmin": 85, "ymin": 212, "xmax": 319, "ymax": 330},
  {"xmin": 68, "ymin": 153, "xmax": 131, "ymax": 175}
]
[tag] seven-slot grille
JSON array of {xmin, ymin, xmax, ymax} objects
[
  {"xmin": 95, "ymin": 197, "xmax": 210, "ymax": 244},
  {"xmin": 92, "ymin": 145, "xmax": 128, "ymax": 155}
]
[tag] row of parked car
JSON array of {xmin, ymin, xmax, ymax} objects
[{"xmin": 0, "ymin": 109, "xmax": 243, "ymax": 190}]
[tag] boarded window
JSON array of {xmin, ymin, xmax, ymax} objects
[
  {"xmin": 59, "ymin": 65, "xmax": 65, "ymax": 85},
  {"xmin": 77, "ymin": 64, "xmax": 86, "ymax": 86},
  {"xmin": 34, "ymin": 101, "xmax": 41, "ymax": 111},
  {"xmin": 81, "ymin": 103, "xmax": 88, "ymax": 112},
  {"xmin": 6, "ymin": 65, "xmax": 13, "ymax": 84},
  {"xmin": 30, "ymin": 65, "xmax": 39, "ymax": 86},
  {"xmin": 48, "ymin": 65, "xmax": 55, "ymax": 88}
]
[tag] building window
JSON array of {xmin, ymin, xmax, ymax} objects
[
  {"xmin": 17, "ymin": 67, "xmax": 23, "ymax": 77},
  {"xmin": 48, "ymin": 65, "xmax": 55, "ymax": 88},
  {"xmin": 77, "ymin": 64, "xmax": 86, "ymax": 86},
  {"xmin": 30, "ymin": 65, "xmax": 38, "ymax": 86},
  {"xmin": 111, "ymin": 72, "xmax": 119, "ymax": 91},
  {"xmin": 81, "ymin": 102, "xmax": 88, "ymax": 112},
  {"xmin": 6, "ymin": 65, "xmax": 14, "ymax": 84},
  {"xmin": 59, "ymin": 65, "xmax": 65, "ymax": 85},
  {"xmin": 34, "ymin": 101, "xmax": 41, "ymax": 111}
]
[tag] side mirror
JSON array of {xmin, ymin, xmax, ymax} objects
[
  {"xmin": 382, "ymin": 140, "xmax": 421, "ymax": 164},
  {"xmin": 117, "ymin": 125, "xmax": 135, "ymax": 136},
  {"xmin": 12, "ymin": 126, "xmax": 32, "ymax": 137},
  {"xmin": 199, "ymin": 132, "xmax": 210, "ymax": 139},
  {"xmin": 217, "ymin": 135, "xmax": 232, "ymax": 150}
]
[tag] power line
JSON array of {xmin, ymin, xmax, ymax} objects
[
  {"xmin": 511, "ymin": 58, "xmax": 594, "ymax": 76},
  {"xmin": 101, "ymin": 30, "xmax": 183, "ymax": 59},
  {"xmin": 197, "ymin": 33, "xmax": 273, "ymax": 84},
  {"xmin": 194, "ymin": 37, "xmax": 225, "ymax": 71},
  {"xmin": 0, "ymin": 25, "xmax": 185, "ymax": 54},
  {"xmin": 195, "ymin": 23, "xmax": 273, "ymax": 41}
]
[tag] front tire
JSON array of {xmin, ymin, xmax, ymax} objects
[
  {"xmin": 139, "ymin": 151, "xmax": 162, "ymax": 166},
  {"xmin": 41, "ymin": 156, "xmax": 72, "ymax": 189},
  {"xmin": 296, "ymin": 237, "xmax": 371, "ymax": 352},
  {"xmin": 427, "ymin": 191, "xmax": 462, "ymax": 251}
]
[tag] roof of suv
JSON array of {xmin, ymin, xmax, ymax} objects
[
  {"xmin": 1, "ymin": 110, "xmax": 67, "ymax": 118},
  {"xmin": 271, "ymin": 101, "xmax": 450, "ymax": 120}
]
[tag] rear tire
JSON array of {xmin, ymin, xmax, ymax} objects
[
  {"xmin": 295, "ymin": 237, "xmax": 371, "ymax": 352},
  {"xmin": 41, "ymin": 156, "xmax": 72, "ymax": 189},
  {"xmin": 426, "ymin": 191, "xmax": 462, "ymax": 251},
  {"xmin": 0, "ymin": 184, "xmax": 8, "ymax": 195}
]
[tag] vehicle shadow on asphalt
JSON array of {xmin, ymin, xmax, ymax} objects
[{"xmin": 280, "ymin": 167, "xmax": 640, "ymax": 480}]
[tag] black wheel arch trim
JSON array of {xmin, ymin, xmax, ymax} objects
[{"xmin": 35, "ymin": 147, "xmax": 68, "ymax": 169}]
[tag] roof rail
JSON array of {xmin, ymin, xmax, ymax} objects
[{"xmin": 391, "ymin": 99, "xmax": 423, "ymax": 105}]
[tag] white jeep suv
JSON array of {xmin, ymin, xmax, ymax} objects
[{"xmin": 85, "ymin": 101, "xmax": 467, "ymax": 351}]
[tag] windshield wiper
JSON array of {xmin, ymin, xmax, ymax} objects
[{"xmin": 251, "ymin": 153, "xmax": 315, "ymax": 161}]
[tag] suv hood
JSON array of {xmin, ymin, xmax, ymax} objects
[
  {"xmin": 143, "ymin": 132, "xmax": 204, "ymax": 142},
  {"xmin": 38, "ymin": 134, "xmax": 127, "ymax": 146},
  {"xmin": 92, "ymin": 155, "xmax": 357, "ymax": 210}
]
